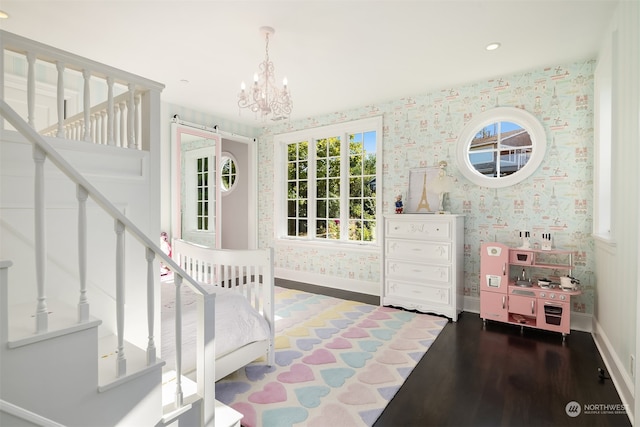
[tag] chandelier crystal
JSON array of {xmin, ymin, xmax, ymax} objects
[{"xmin": 238, "ymin": 26, "xmax": 293, "ymax": 121}]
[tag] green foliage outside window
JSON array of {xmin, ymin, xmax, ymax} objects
[{"xmin": 285, "ymin": 128, "xmax": 376, "ymax": 242}]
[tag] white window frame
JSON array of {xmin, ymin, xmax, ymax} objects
[
  {"xmin": 593, "ymin": 29, "xmax": 615, "ymax": 242},
  {"xmin": 274, "ymin": 116, "xmax": 383, "ymax": 246},
  {"xmin": 183, "ymin": 146, "xmax": 216, "ymax": 238}
]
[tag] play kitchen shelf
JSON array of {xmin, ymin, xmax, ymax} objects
[{"xmin": 479, "ymin": 242, "xmax": 581, "ymax": 339}]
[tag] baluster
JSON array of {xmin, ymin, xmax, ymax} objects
[
  {"xmin": 56, "ymin": 62, "xmax": 65, "ymax": 138},
  {"xmin": 107, "ymin": 76, "xmax": 115, "ymax": 145},
  {"xmin": 127, "ymin": 83, "xmax": 135, "ymax": 149},
  {"xmin": 115, "ymin": 219, "xmax": 126, "ymax": 377},
  {"xmin": 83, "ymin": 69, "xmax": 91, "ymax": 142},
  {"xmin": 174, "ymin": 273, "xmax": 184, "ymax": 408},
  {"xmin": 119, "ymin": 101, "xmax": 126, "ymax": 147},
  {"xmin": 33, "ymin": 146, "xmax": 48, "ymax": 333},
  {"xmin": 100, "ymin": 111, "xmax": 107, "ymax": 144},
  {"xmin": 134, "ymin": 94, "xmax": 141, "ymax": 149},
  {"xmin": 77, "ymin": 185, "xmax": 89, "ymax": 322},
  {"xmin": 27, "ymin": 53, "xmax": 36, "ymax": 128},
  {"xmin": 94, "ymin": 113, "xmax": 101, "ymax": 144},
  {"xmin": 145, "ymin": 247, "xmax": 156, "ymax": 365},
  {"xmin": 91, "ymin": 114, "xmax": 97, "ymax": 143},
  {"xmin": 113, "ymin": 103, "xmax": 121, "ymax": 147}
]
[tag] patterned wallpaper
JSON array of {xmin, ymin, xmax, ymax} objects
[{"xmin": 257, "ymin": 60, "xmax": 595, "ymax": 315}]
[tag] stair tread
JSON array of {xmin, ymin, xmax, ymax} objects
[
  {"xmin": 98, "ymin": 334, "xmax": 164, "ymax": 389},
  {"xmin": 7, "ymin": 299, "xmax": 101, "ymax": 347}
]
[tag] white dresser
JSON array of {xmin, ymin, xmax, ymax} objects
[{"xmin": 382, "ymin": 214, "xmax": 464, "ymax": 321}]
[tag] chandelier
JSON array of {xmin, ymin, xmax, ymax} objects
[{"xmin": 238, "ymin": 26, "xmax": 293, "ymax": 121}]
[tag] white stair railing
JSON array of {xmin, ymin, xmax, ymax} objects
[
  {"xmin": 0, "ymin": 30, "xmax": 161, "ymax": 151},
  {"xmin": 1, "ymin": 99, "xmax": 217, "ymax": 426}
]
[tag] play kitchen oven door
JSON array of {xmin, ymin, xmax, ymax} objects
[{"xmin": 538, "ymin": 299, "xmax": 570, "ymax": 334}]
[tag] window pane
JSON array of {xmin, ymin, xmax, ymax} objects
[
  {"xmin": 298, "ymin": 220, "xmax": 308, "ymax": 236},
  {"xmin": 316, "ymin": 220, "xmax": 327, "ymax": 238},
  {"xmin": 328, "ymin": 178, "xmax": 340, "ymax": 197},
  {"xmin": 287, "ymin": 181, "xmax": 297, "ymax": 199},
  {"xmin": 298, "ymin": 200, "xmax": 307, "ymax": 218},
  {"xmin": 288, "ymin": 162, "xmax": 296, "ymax": 180},
  {"xmin": 298, "ymin": 161, "xmax": 308, "ymax": 179},
  {"xmin": 349, "ymin": 220, "xmax": 363, "ymax": 241},
  {"xmin": 299, "ymin": 180, "xmax": 308, "ymax": 198},
  {"xmin": 317, "ymin": 158, "xmax": 327, "ymax": 178},
  {"xmin": 317, "ymin": 179, "xmax": 327, "ymax": 198},
  {"xmin": 350, "ymin": 177, "xmax": 362, "ymax": 197},
  {"xmin": 328, "ymin": 158, "xmax": 340, "ymax": 177},
  {"xmin": 317, "ymin": 200, "xmax": 326, "ymax": 217},
  {"xmin": 349, "ymin": 199, "xmax": 360, "ymax": 219},
  {"xmin": 328, "ymin": 220, "xmax": 340, "ymax": 239},
  {"xmin": 328, "ymin": 137, "xmax": 340, "ymax": 157},
  {"xmin": 328, "ymin": 199, "xmax": 340, "ymax": 215}
]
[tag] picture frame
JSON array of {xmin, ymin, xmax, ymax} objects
[{"xmin": 405, "ymin": 166, "xmax": 441, "ymax": 213}]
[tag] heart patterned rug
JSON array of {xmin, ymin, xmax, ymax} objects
[{"xmin": 215, "ymin": 287, "xmax": 447, "ymax": 427}]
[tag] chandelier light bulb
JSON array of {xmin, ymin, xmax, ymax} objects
[{"xmin": 240, "ymin": 82, "xmax": 246, "ymax": 91}]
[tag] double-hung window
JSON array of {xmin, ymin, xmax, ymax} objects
[{"xmin": 275, "ymin": 117, "xmax": 382, "ymax": 245}]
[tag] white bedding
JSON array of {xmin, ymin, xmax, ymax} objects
[
  {"xmin": 214, "ymin": 289, "xmax": 270, "ymax": 358},
  {"xmin": 161, "ymin": 280, "xmax": 270, "ymax": 372}
]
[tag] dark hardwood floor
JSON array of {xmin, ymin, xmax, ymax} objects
[{"xmin": 276, "ymin": 279, "xmax": 632, "ymax": 427}]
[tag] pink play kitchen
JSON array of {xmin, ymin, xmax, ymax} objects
[{"xmin": 479, "ymin": 241, "xmax": 581, "ymax": 339}]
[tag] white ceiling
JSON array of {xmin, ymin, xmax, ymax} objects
[{"xmin": 1, "ymin": 0, "xmax": 617, "ymax": 127}]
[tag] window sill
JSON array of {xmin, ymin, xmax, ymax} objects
[
  {"xmin": 276, "ymin": 237, "xmax": 380, "ymax": 253},
  {"xmin": 592, "ymin": 233, "xmax": 616, "ymax": 247}
]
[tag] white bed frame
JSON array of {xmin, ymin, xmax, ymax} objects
[{"xmin": 171, "ymin": 239, "xmax": 275, "ymax": 381}]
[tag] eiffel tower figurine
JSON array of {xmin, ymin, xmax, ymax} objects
[{"xmin": 416, "ymin": 170, "xmax": 431, "ymax": 212}]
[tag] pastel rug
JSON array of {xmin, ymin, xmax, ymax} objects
[{"xmin": 215, "ymin": 287, "xmax": 447, "ymax": 427}]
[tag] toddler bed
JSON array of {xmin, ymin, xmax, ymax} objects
[{"xmin": 162, "ymin": 239, "xmax": 275, "ymax": 381}]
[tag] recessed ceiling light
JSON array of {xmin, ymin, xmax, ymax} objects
[
  {"xmin": 180, "ymin": 79, "xmax": 189, "ymax": 84},
  {"xmin": 485, "ymin": 42, "xmax": 501, "ymax": 51},
  {"xmin": 0, "ymin": 10, "xmax": 9, "ymax": 19}
]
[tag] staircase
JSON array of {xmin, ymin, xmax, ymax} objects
[{"xmin": 0, "ymin": 31, "xmax": 226, "ymax": 426}]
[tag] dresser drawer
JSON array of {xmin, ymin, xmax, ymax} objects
[
  {"xmin": 385, "ymin": 279, "xmax": 450, "ymax": 305},
  {"xmin": 386, "ymin": 239, "xmax": 452, "ymax": 263},
  {"xmin": 386, "ymin": 259, "xmax": 451, "ymax": 284},
  {"xmin": 385, "ymin": 217, "xmax": 451, "ymax": 240}
]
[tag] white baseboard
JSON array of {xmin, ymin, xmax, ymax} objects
[
  {"xmin": 592, "ymin": 318, "xmax": 636, "ymax": 426},
  {"xmin": 463, "ymin": 295, "xmax": 480, "ymax": 314},
  {"xmin": 275, "ymin": 268, "xmax": 379, "ymax": 297}
]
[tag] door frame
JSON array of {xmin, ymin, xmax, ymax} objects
[
  {"xmin": 170, "ymin": 118, "xmax": 258, "ymax": 249},
  {"xmin": 170, "ymin": 120, "xmax": 221, "ymax": 248}
]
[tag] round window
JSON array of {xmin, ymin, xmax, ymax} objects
[
  {"xmin": 220, "ymin": 152, "xmax": 238, "ymax": 194},
  {"xmin": 455, "ymin": 107, "xmax": 547, "ymax": 188}
]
